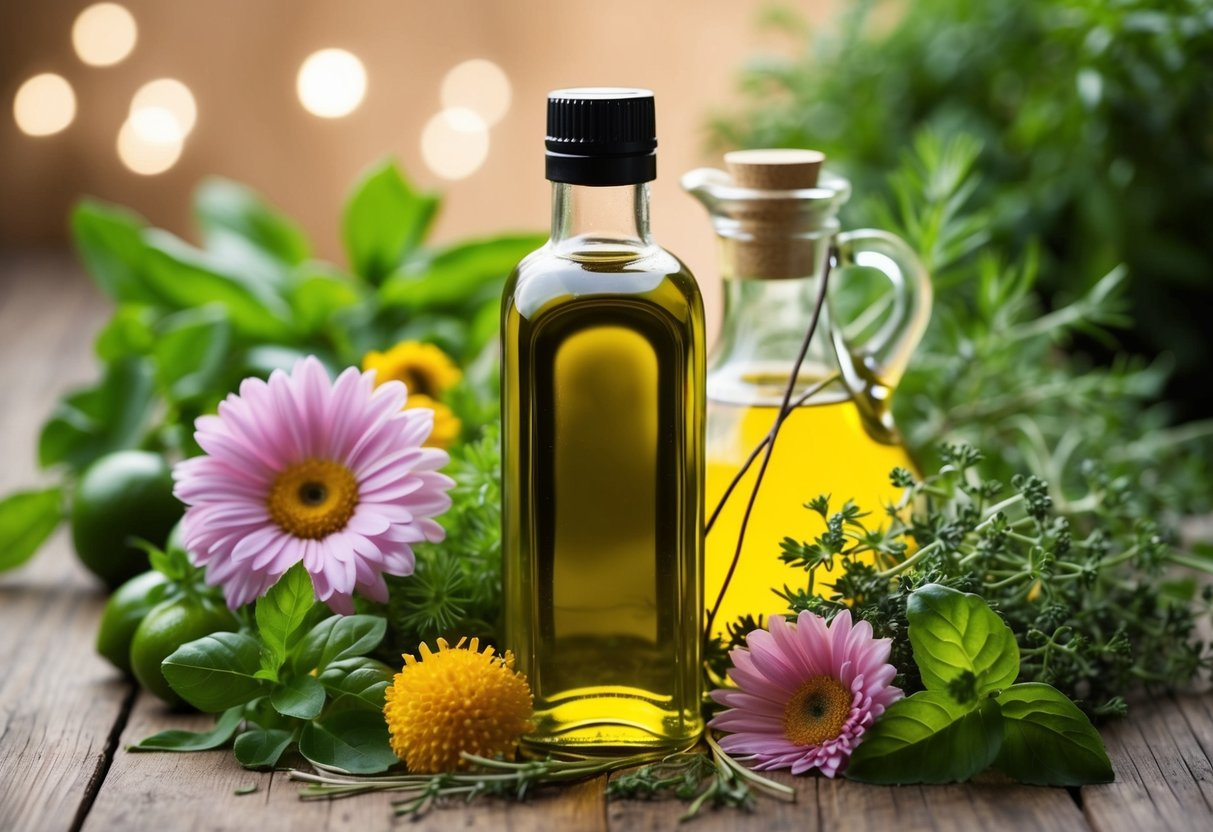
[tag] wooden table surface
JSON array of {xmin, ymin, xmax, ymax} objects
[{"xmin": 2, "ymin": 254, "xmax": 1212, "ymax": 832}]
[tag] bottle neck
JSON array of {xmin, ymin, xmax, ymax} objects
[
  {"xmin": 708, "ymin": 274, "xmax": 847, "ymax": 406},
  {"xmin": 550, "ymin": 182, "xmax": 653, "ymax": 256}
]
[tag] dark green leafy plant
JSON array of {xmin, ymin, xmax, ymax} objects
[
  {"xmin": 0, "ymin": 160, "xmax": 542, "ymax": 578},
  {"xmin": 136, "ymin": 563, "xmax": 398, "ymax": 773},
  {"xmin": 715, "ymin": 0, "xmax": 1213, "ymax": 418},
  {"xmin": 723, "ymin": 444, "xmax": 1213, "ymax": 715},
  {"xmin": 847, "ymin": 584, "xmax": 1113, "ymax": 786}
]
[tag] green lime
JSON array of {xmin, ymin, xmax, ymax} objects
[
  {"xmin": 95, "ymin": 570, "xmax": 174, "ymax": 675},
  {"xmin": 129, "ymin": 597, "xmax": 238, "ymax": 708},
  {"xmin": 71, "ymin": 450, "xmax": 183, "ymax": 589}
]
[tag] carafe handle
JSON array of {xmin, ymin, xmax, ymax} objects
[{"xmin": 833, "ymin": 229, "xmax": 932, "ymax": 387}]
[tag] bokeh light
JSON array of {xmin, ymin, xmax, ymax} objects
[
  {"xmin": 440, "ymin": 59, "xmax": 511, "ymax": 126},
  {"xmin": 129, "ymin": 106, "xmax": 183, "ymax": 143},
  {"xmin": 421, "ymin": 108, "xmax": 490, "ymax": 180},
  {"xmin": 131, "ymin": 79, "xmax": 197, "ymax": 136},
  {"xmin": 117, "ymin": 117, "xmax": 183, "ymax": 175},
  {"xmin": 296, "ymin": 49, "xmax": 367, "ymax": 118},
  {"xmin": 12, "ymin": 74, "xmax": 77, "ymax": 137},
  {"xmin": 72, "ymin": 3, "xmax": 137, "ymax": 67}
]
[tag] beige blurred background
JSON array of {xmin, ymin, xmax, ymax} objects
[{"xmin": 0, "ymin": 1, "xmax": 836, "ymax": 331}]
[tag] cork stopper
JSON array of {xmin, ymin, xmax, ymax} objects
[
  {"xmin": 724, "ymin": 148, "xmax": 824, "ymax": 190},
  {"xmin": 719, "ymin": 149, "xmax": 829, "ymax": 280}
]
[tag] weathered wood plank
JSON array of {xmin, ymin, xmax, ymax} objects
[
  {"xmin": 1083, "ymin": 694, "xmax": 1213, "ymax": 832},
  {"xmin": 87, "ymin": 698, "xmax": 608, "ymax": 831},
  {"xmin": 606, "ymin": 768, "xmax": 816, "ymax": 831},
  {"xmin": 820, "ymin": 776, "xmax": 1088, "ymax": 831},
  {"xmin": 0, "ymin": 258, "xmax": 129, "ymax": 832}
]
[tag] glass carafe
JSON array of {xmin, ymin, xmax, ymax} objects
[{"xmin": 682, "ymin": 150, "xmax": 932, "ymax": 638}]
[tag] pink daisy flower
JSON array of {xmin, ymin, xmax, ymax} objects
[
  {"xmin": 173, "ymin": 356, "xmax": 454, "ymax": 614},
  {"xmin": 709, "ymin": 609, "xmax": 903, "ymax": 778}
]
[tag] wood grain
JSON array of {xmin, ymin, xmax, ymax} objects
[
  {"xmin": 86, "ymin": 696, "xmax": 608, "ymax": 831},
  {"xmin": 0, "ymin": 257, "xmax": 128, "ymax": 832},
  {"xmin": 1084, "ymin": 695, "xmax": 1213, "ymax": 832}
]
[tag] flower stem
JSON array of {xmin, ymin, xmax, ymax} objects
[{"xmin": 703, "ymin": 249, "xmax": 837, "ymax": 639}]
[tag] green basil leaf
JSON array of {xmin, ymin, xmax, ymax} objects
[
  {"xmin": 162, "ymin": 631, "xmax": 271, "ymax": 713},
  {"xmin": 298, "ymin": 710, "xmax": 397, "ymax": 774},
  {"xmin": 907, "ymin": 583, "xmax": 1019, "ymax": 697},
  {"xmin": 194, "ymin": 177, "xmax": 310, "ymax": 266},
  {"xmin": 0, "ymin": 487, "xmax": 62, "ymax": 571},
  {"xmin": 70, "ymin": 200, "xmax": 155, "ymax": 303},
  {"xmin": 255, "ymin": 563, "xmax": 318, "ymax": 675},
  {"xmin": 233, "ymin": 729, "xmax": 294, "ymax": 769},
  {"xmin": 317, "ymin": 656, "xmax": 394, "ymax": 712},
  {"xmin": 270, "ymin": 674, "xmax": 326, "ymax": 720},
  {"xmin": 141, "ymin": 229, "xmax": 294, "ymax": 342},
  {"xmin": 342, "ymin": 160, "xmax": 438, "ymax": 284},
  {"xmin": 381, "ymin": 233, "xmax": 544, "ymax": 311},
  {"xmin": 131, "ymin": 706, "xmax": 243, "ymax": 752},
  {"xmin": 994, "ymin": 683, "xmax": 1114, "ymax": 785},
  {"xmin": 153, "ymin": 305, "xmax": 232, "ymax": 403},
  {"xmin": 38, "ymin": 358, "xmax": 156, "ymax": 472},
  {"xmin": 293, "ymin": 615, "xmax": 386, "ymax": 675},
  {"xmin": 845, "ymin": 691, "xmax": 1003, "ymax": 784}
]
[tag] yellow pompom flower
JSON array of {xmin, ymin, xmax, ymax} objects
[
  {"xmin": 362, "ymin": 341, "xmax": 462, "ymax": 400},
  {"xmin": 406, "ymin": 394, "xmax": 461, "ymax": 449},
  {"xmin": 384, "ymin": 637, "xmax": 534, "ymax": 773}
]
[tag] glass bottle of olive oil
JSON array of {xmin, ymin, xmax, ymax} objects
[{"xmin": 502, "ymin": 88, "xmax": 705, "ymax": 755}]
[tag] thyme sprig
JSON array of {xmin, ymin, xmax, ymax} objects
[{"xmin": 290, "ymin": 736, "xmax": 793, "ymax": 821}]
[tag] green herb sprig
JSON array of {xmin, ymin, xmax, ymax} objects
[
  {"xmin": 847, "ymin": 583, "xmax": 1113, "ymax": 786},
  {"xmin": 718, "ymin": 445, "xmax": 1213, "ymax": 714},
  {"xmin": 133, "ymin": 563, "xmax": 398, "ymax": 773}
]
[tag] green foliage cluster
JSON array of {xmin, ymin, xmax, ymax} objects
[
  {"xmin": 381, "ymin": 427, "xmax": 503, "ymax": 652},
  {"xmin": 715, "ymin": 0, "xmax": 1213, "ymax": 414},
  {"xmin": 136, "ymin": 563, "xmax": 399, "ymax": 773},
  {"xmin": 847, "ymin": 584, "xmax": 1112, "ymax": 786},
  {"xmin": 722, "ymin": 444, "xmax": 1213, "ymax": 717},
  {"xmin": 0, "ymin": 161, "xmax": 541, "ymax": 578}
]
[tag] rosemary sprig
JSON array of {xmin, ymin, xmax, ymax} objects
[{"xmin": 290, "ymin": 736, "xmax": 794, "ymax": 821}]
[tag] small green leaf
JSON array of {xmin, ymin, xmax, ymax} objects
[
  {"xmin": 845, "ymin": 691, "xmax": 1003, "ymax": 784},
  {"xmin": 0, "ymin": 487, "xmax": 62, "ymax": 572},
  {"xmin": 162, "ymin": 632, "xmax": 271, "ymax": 713},
  {"xmin": 270, "ymin": 674, "xmax": 326, "ymax": 720},
  {"xmin": 94, "ymin": 305, "xmax": 156, "ymax": 362},
  {"xmin": 255, "ymin": 563, "xmax": 318, "ymax": 674},
  {"xmin": 287, "ymin": 265, "xmax": 362, "ymax": 336},
  {"xmin": 298, "ymin": 710, "xmax": 397, "ymax": 774},
  {"xmin": 71, "ymin": 200, "xmax": 155, "ymax": 303},
  {"xmin": 234, "ymin": 784, "xmax": 259, "ymax": 796},
  {"xmin": 38, "ymin": 358, "xmax": 156, "ymax": 472},
  {"xmin": 131, "ymin": 706, "xmax": 243, "ymax": 752},
  {"xmin": 995, "ymin": 683, "xmax": 1114, "ymax": 785},
  {"xmin": 342, "ymin": 160, "xmax": 439, "ymax": 284},
  {"xmin": 153, "ymin": 305, "xmax": 232, "ymax": 403},
  {"xmin": 381, "ymin": 233, "xmax": 543, "ymax": 311},
  {"xmin": 233, "ymin": 729, "xmax": 294, "ymax": 769},
  {"xmin": 908, "ymin": 583, "xmax": 1019, "ymax": 697},
  {"xmin": 317, "ymin": 656, "xmax": 394, "ymax": 712},
  {"xmin": 194, "ymin": 177, "xmax": 310, "ymax": 266},
  {"xmin": 293, "ymin": 615, "xmax": 386, "ymax": 675},
  {"xmin": 141, "ymin": 229, "xmax": 294, "ymax": 342}
]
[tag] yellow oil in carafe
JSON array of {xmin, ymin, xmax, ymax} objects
[{"xmin": 705, "ymin": 386, "xmax": 914, "ymax": 637}]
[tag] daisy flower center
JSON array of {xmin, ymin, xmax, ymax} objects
[
  {"xmin": 782, "ymin": 674, "xmax": 852, "ymax": 747},
  {"xmin": 266, "ymin": 458, "xmax": 359, "ymax": 540}
]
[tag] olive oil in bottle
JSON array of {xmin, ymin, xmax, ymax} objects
[{"xmin": 502, "ymin": 88, "xmax": 705, "ymax": 754}]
